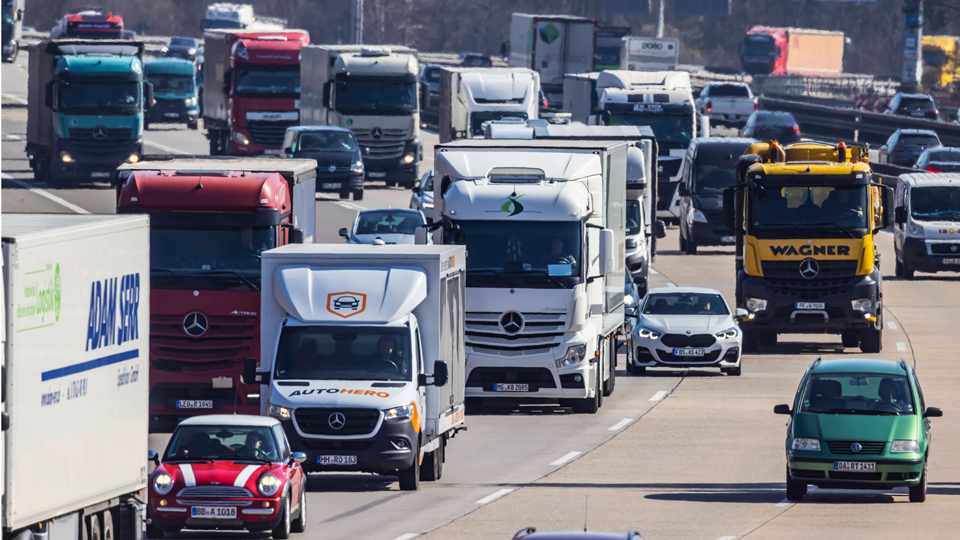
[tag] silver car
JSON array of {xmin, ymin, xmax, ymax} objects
[
  {"xmin": 339, "ymin": 208, "xmax": 427, "ymax": 245},
  {"xmin": 409, "ymin": 170, "xmax": 435, "ymax": 223}
]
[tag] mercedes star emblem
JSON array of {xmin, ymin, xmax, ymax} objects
[
  {"xmin": 182, "ymin": 312, "xmax": 208, "ymax": 337},
  {"xmin": 328, "ymin": 165, "xmax": 337, "ymax": 173},
  {"xmin": 371, "ymin": 127, "xmax": 383, "ymax": 140},
  {"xmin": 328, "ymin": 412, "xmax": 346, "ymax": 430},
  {"xmin": 92, "ymin": 126, "xmax": 108, "ymax": 140},
  {"xmin": 798, "ymin": 258, "xmax": 820, "ymax": 279},
  {"xmin": 850, "ymin": 442, "xmax": 862, "ymax": 453},
  {"xmin": 499, "ymin": 311, "xmax": 524, "ymax": 334}
]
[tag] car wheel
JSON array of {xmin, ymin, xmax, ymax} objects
[
  {"xmin": 421, "ymin": 436, "xmax": 444, "ymax": 481},
  {"xmin": 859, "ymin": 310, "xmax": 883, "ymax": 354},
  {"xmin": 841, "ymin": 330, "xmax": 860, "ymax": 348},
  {"xmin": 903, "ymin": 262, "xmax": 915, "ymax": 279},
  {"xmin": 272, "ymin": 496, "xmax": 291, "ymax": 539},
  {"xmin": 339, "ymin": 191, "xmax": 349, "ymax": 200},
  {"xmin": 722, "ymin": 365, "xmax": 741, "ymax": 376},
  {"xmin": 571, "ymin": 369, "xmax": 600, "ymax": 414},
  {"xmin": 909, "ymin": 464, "xmax": 927, "ymax": 503},
  {"xmin": 785, "ymin": 467, "xmax": 807, "ymax": 501},
  {"xmin": 398, "ymin": 440, "xmax": 421, "ymax": 491},
  {"xmin": 291, "ymin": 483, "xmax": 307, "ymax": 533},
  {"xmin": 145, "ymin": 525, "xmax": 164, "ymax": 539}
]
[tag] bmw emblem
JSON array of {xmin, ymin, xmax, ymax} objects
[
  {"xmin": 850, "ymin": 442, "xmax": 862, "ymax": 453},
  {"xmin": 328, "ymin": 165, "xmax": 337, "ymax": 173}
]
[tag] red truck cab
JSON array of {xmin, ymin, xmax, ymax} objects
[
  {"xmin": 51, "ymin": 10, "xmax": 124, "ymax": 40},
  {"xmin": 202, "ymin": 31, "xmax": 310, "ymax": 156},
  {"xmin": 739, "ymin": 27, "xmax": 787, "ymax": 76},
  {"xmin": 116, "ymin": 157, "xmax": 317, "ymax": 431}
]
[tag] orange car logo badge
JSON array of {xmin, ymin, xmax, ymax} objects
[{"xmin": 327, "ymin": 292, "xmax": 367, "ymax": 318}]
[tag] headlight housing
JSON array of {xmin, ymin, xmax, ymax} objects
[
  {"xmin": 637, "ymin": 327, "xmax": 661, "ymax": 339},
  {"xmin": 907, "ymin": 220, "xmax": 925, "ymax": 238},
  {"xmin": 715, "ymin": 327, "xmax": 738, "ymax": 339},
  {"xmin": 624, "ymin": 295, "xmax": 635, "ymax": 306},
  {"xmin": 351, "ymin": 160, "xmax": 364, "ymax": 173},
  {"xmin": 791, "ymin": 438, "xmax": 821, "ymax": 451},
  {"xmin": 184, "ymin": 97, "xmax": 197, "ymax": 106},
  {"xmin": 891, "ymin": 440, "xmax": 920, "ymax": 453},
  {"xmin": 258, "ymin": 474, "xmax": 281, "ymax": 496},
  {"xmin": 692, "ymin": 208, "xmax": 707, "ymax": 223},
  {"xmin": 268, "ymin": 404, "xmax": 291, "ymax": 420},
  {"xmin": 401, "ymin": 153, "xmax": 415, "ymax": 164},
  {"xmin": 422, "ymin": 202, "xmax": 434, "ymax": 210},
  {"xmin": 556, "ymin": 344, "xmax": 587, "ymax": 368},
  {"xmin": 232, "ymin": 131, "xmax": 249, "ymax": 145},
  {"xmin": 384, "ymin": 403, "xmax": 414, "ymax": 421},
  {"xmin": 745, "ymin": 297, "xmax": 768, "ymax": 312},
  {"xmin": 851, "ymin": 298, "xmax": 873, "ymax": 311},
  {"xmin": 60, "ymin": 151, "xmax": 73, "ymax": 163},
  {"xmin": 154, "ymin": 472, "xmax": 174, "ymax": 495},
  {"xmin": 126, "ymin": 154, "xmax": 139, "ymax": 164}
]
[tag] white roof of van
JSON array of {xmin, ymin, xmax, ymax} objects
[
  {"xmin": 899, "ymin": 172, "xmax": 960, "ymax": 187},
  {"xmin": 596, "ymin": 70, "xmax": 691, "ymax": 90}
]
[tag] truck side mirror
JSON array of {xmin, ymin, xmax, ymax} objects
[
  {"xmin": 598, "ymin": 228, "xmax": 616, "ymax": 275},
  {"xmin": 148, "ymin": 450, "xmax": 160, "ymax": 466},
  {"xmin": 322, "ymin": 81, "xmax": 332, "ymax": 108},
  {"xmin": 895, "ymin": 206, "xmax": 906, "ymax": 224},
  {"xmin": 678, "ymin": 184, "xmax": 690, "ymax": 197},
  {"xmin": 432, "ymin": 361, "xmax": 449, "ymax": 387},
  {"xmin": 1, "ymin": 412, "xmax": 8, "ymax": 432},
  {"xmin": 880, "ymin": 187, "xmax": 895, "ymax": 231},
  {"xmin": 654, "ymin": 220, "xmax": 667, "ymax": 239},
  {"xmin": 242, "ymin": 357, "xmax": 270, "ymax": 385},
  {"xmin": 773, "ymin": 404, "xmax": 791, "ymax": 415},
  {"xmin": 723, "ymin": 188, "xmax": 736, "ymax": 231},
  {"xmin": 144, "ymin": 82, "xmax": 154, "ymax": 109},
  {"xmin": 283, "ymin": 146, "xmax": 294, "ymax": 156},
  {"xmin": 44, "ymin": 81, "xmax": 56, "ymax": 110},
  {"xmin": 289, "ymin": 228, "xmax": 304, "ymax": 244}
]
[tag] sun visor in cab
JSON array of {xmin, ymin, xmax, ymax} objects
[{"xmin": 273, "ymin": 266, "xmax": 427, "ymax": 324}]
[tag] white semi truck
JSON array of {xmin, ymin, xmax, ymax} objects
[
  {"xmin": 508, "ymin": 13, "xmax": 595, "ymax": 108},
  {"xmin": 620, "ymin": 37, "xmax": 680, "ymax": 72},
  {"xmin": 201, "ymin": 3, "xmax": 286, "ymax": 31},
  {"xmin": 2, "ymin": 214, "xmax": 150, "ymax": 540},
  {"xmin": 251, "ymin": 245, "xmax": 466, "ymax": 491},
  {"xmin": 431, "ymin": 139, "xmax": 626, "ymax": 413},
  {"xmin": 438, "ymin": 67, "xmax": 540, "ymax": 144},
  {"xmin": 300, "ymin": 45, "xmax": 422, "ymax": 188}
]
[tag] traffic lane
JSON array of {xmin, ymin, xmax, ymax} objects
[{"xmin": 421, "ymin": 229, "xmax": 960, "ymax": 540}]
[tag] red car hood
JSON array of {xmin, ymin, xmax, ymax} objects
[{"xmin": 162, "ymin": 461, "xmax": 275, "ymax": 493}]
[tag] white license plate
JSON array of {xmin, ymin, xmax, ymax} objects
[
  {"xmin": 368, "ymin": 172, "xmax": 386, "ymax": 178},
  {"xmin": 672, "ymin": 348, "xmax": 706, "ymax": 357},
  {"xmin": 263, "ymin": 149, "xmax": 281, "ymax": 155},
  {"xmin": 191, "ymin": 506, "xmax": 236, "ymax": 519},
  {"xmin": 164, "ymin": 112, "xmax": 180, "ymax": 118},
  {"xmin": 322, "ymin": 183, "xmax": 342, "ymax": 189},
  {"xmin": 721, "ymin": 236, "xmax": 735, "ymax": 243},
  {"xmin": 494, "ymin": 383, "xmax": 529, "ymax": 392},
  {"xmin": 943, "ymin": 258, "xmax": 960, "ymax": 265},
  {"xmin": 177, "ymin": 400, "xmax": 213, "ymax": 409},
  {"xmin": 90, "ymin": 171, "xmax": 111, "ymax": 178},
  {"xmin": 795, "ymin": 302, "xmax": 825, "ymax": 310},
  {"xmin": 319, "ymin": 455, "xmax": 357, "ymax": 466},
  {"xmin": 835, "ymin": 461, "xmax": 876, "ymax": 472}
]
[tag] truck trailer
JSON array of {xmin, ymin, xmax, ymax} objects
[
  {"xmin": 509, "ymin": 13, "xmax": 596, "ymax": 108},
  {"xmin": 620, "ymin": 37, "xmax": 679, "ymax": 72},
  {"xmin": 438, "ymin": 67, "xmax": 540, "ymax": 144},
  {"xmin": 739, "ymin": 27, "xmax": 844, "ymax": 77},
  {"xmin": 2, "ymin": 213, "xmax": 150, "ymax": 540}
]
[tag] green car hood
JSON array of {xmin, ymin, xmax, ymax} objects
[{"xmin": 795, "ymin": 413, "xmax": 919, "ymax": 442}]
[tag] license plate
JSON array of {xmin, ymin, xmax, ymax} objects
[
  {"xmin": 177, "ymin": 400, "xmax": 213, "ymax": 409},
  {"xmin": 164, "ymin": 112, "xmax": 180, "ymax": 118},
  {"xmin": 322, "ymin": 183, "xmax": 342, "ymax": 189},
  {"xmin": 721, "ymin": 236, "xmax": 735, "ymax": 243},
  {"xmin": 191, "ymin": 506, "xmax": 236, "ymax": 519},
  {"xmin": 368, "ymin": 172, "xmax": 386, "ymax": 178},
  {"xmin": 795, "ymin": 302, "xmax": 825, "ymax": 310},
  {"xmin": 263, "ymin": 149, "xmax": 281, "ymax": 155},
  {"xmin": 835, "ymin": 461, "xmax": 876, "ymax": 472},
  {"xmin": 943, "ymin": 258, "xmax": 960, "ymax": 265},
  {"xmin": 494, "ymin": 383, "xmax": 529, "ymax": 392},
  {"xmin": 319, "ymin": 455, "xmax": 357, "ymax": 466},
  {"xmin": 90, "ymin": 172, "xmax": 111, "ymax": 178},
  {"xmin": 672, "ymin": 348, "xmax": 706, "ymax": 357}
]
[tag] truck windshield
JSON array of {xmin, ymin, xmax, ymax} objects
[
  {"xmin": 910, "ymin": 186, "xmax": 960, "ymax": 221},
  {"xmin": 452, "ymin": 220, "xmax": 581, "ymax": 289},
  {"xmin": 59, "ymin": 81, "xmax": 140, "ymax": 113},
  {"xmin": 799, "ymin": 374, "xmax": 915, "ymax": 415},
  {"xmin": 750, "ymin": 184, "xmax": 869, "ymax": 238},
  {"xmin": 335, "ymin": 76, "xmax": 417, "ymax": 115},
  {"xmin": 274, "ymin": 326, "xmax": 413, "ymax": 382},
  {"xmin": 626, "ymin": 200, "xmax": 642, "ymax": 236},
  {"xmin": 606, "ymin": 114, "xmax": 693, "ymax": 148},
  {"xmin": 164, "ymin": 425, "xmax": 280, "ymax": 462},
  {"xmin": 235, "ymin": 65, "xmax": 300, "ymax": 97},
  {"xmin": 149, "ymin": 226, "xmax": 276, "ymax": 290},
  {"xmin": 149, "ymin": 73, "xmax": 196, "ymax": 94},
  {"xmin": 742, "ymin": 36, "xmax": 776, "ymax": 57},
  {"xmin": 470, "ymin": 111, "xmax": 528, "ymax": 137}
]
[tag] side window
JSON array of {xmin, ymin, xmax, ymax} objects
[
  {"xmin": 701, "ymin": 86, "xmax": 710, "ymax": 98},
  {"xmin": 911, "ymin": 371, "xmax": 926, "ymax": 412},
  {"xmin": 273, "ymin": 425, "xmax": 290, "ymax": 460},
  {"xmin": 282, "ymin": 130, "xmax": 296, "ymax": 153},
  {"xmin": 793, "ymin": 372, "xmax": 810, "ymax": 411},
  {"xmin": 414, "ymin": 328, "xmax": 423, "ymax": 372}
]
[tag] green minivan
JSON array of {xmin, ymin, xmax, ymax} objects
[{"xmin": 775, "ymin": 358, "xmax": 942, "ymax": 502}]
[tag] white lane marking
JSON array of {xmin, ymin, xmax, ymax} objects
[
  {"xmin": 180, "ymin": 464, "xmax": 196, "ymax": 486},
  {"xmin": 897, "ymin": 342, "xmax": 906, "ymax": 351},
  {"xmin": 717, "ymin": 537, "xmax": 737, "ymax": 540},
  {"xmin": 887, "ymin": 321, "xmax": 897, "ymax": 331},
  {"xmin": 391, "ymin": 534, "xmax": 419, "ymax": 540},
  {"xmin": 666, "ymin": 282, "xmax": 677, "ymax": 287},
  {"xmin": 775, "ymin": 498, "xmax": 791, "ymax": 507},
  {"xmin": 233, "ymin": 464, "xmax": 260, "ymax": 487},
  {"xmin": 649, "ymin": 390, "xmax": 668, "ymax": 401},
  {"xmin": 650, "ymin": 268, "xmax": 659, "ymax": 274},
  {"xmin": 550, "ymin": 451, "xmax": 581, "ymax": 466},
  {"xmin": 144, "ymin": 139, "xmax": 190, "ymax": 155},
  {"xmin": 2, "ymin": 93, "xmax": 27, "ymax": 104},
  {"xmin": 1, "ymin": 173, "xmax": 91, "ymax": 214},
  {"xmin": 334, "ymin": 200, "xmax": 365, "ymax": 211},
  {"xmin": 474, "ymin": 488, "xmax": 514, "ymax": 505},
  {"xmin": 608, "ymin": 418, "xmax": 633, "ymax": 431}
]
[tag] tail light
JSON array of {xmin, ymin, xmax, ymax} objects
[
  {"xmin": 927, "ymin": 166, "xmax": 943, "ymax": 173},
  {"xmin": 706, "ymin": 101, "xmax": 712, "ymax": 112},
  {"xmin": 891, "ymin": 146, "xmax": 904, "ymax": 153},
  {"xmin": 930, "ymin": 109, "xmax": 941, "ymax": 119},
  {"xmin": 792, "ymin": 125, "xmax": 800, "ymax": 134},
  {"xmin": 542, "ymin": 97, "xmax": 549, "ymax": 108},
  {"xmin": 753, "ymin": 102, "xmax": 759, "ymax": 112}
]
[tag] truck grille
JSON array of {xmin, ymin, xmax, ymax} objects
[
  {"xmin": 655, "ymin": 349, "xmax": 722, "ymax": 363},
  {"xmin": 465, "ymin": 311, "xmax": 565, "ymax": 355},
  {"xmin": 70, "ymin": 127, "xmax": 133, "ymax": 140},
  {"xmin": 826, "ymin": 441, "xmax": 885, "ymax": 455},
  {"xmin": 354, "ymin": 128, "xmax": 407, "ymax": 160},
  {"xmin": 761, "ymin": 260, "xmax": 859, "ymax": 300},
  {"xmin": 247, "ymin": 120, "xmax": 297, "ymax": 147},
  {"xmin": 150, "ymin": 314, "xmax": 256, "ymax": 372},
  {"xmin": 660, "ymin": 334, "xmax": 716, "ymax": 348},
  {"xmin": 294, "ymin": 408, "xmax": 380, "ymax": 436},
  {"xmin": 929, "ymin": 243, "xmax": 960, "ymax": 255}
]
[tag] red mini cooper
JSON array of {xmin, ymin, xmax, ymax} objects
[{"xmin": 147, "ymin": 415, "xmax": 308, "ymax": 538}]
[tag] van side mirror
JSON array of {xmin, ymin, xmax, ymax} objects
[
  {"xmin": 924, "ymin": 407, "xmax": 943, "ymax": 418},
  {"xmin": 880, "ymin": 187, "xmax": 895, "ymax": 231},
  {"xmin": 289, "ymin": 228, "xmax": 304, "ymax": 244},
  {"xmin": 144, "ymin": 82, "xmax": 155, "ymax": 109},
  {"xmin": 625, "ymin": 306, "xmax": 637, "ymax": 317},
  {"xmin": 419, "ymin": 361, "xmax": 449, "ymax": 387},
  {"xmin": 678, "ymin": 184, "xmax": 690, "ymax": 197},
  {"xmin": 895, "ymin": 206, "xmax": 906, "ymax": 225},
  {"xmin": 773, "ymin": 404, "xmax": 792, "ymax": 415},
  {"xmin": 654, "ymin": 220, "xmax": 667, "ymax": 239},
  {"xmin": 723, "ymin": 188, "xmax": 736, "ymax": 231},
  {"xmin": 148, "ymin": 450, "xmax": 160, "ymax": 466},
  {"xmin": 45, "ymin": 81, "xmax": 56, "ymax": 110},
  {"xmin": 242, "ymin": 357, "xmax": 270, "ymax": 385}
]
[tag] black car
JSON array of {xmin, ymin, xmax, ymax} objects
[
  {"xmin": 162, "ymin": 36, "xmax": 202, "ymax": 61},
  {"xmin": 282, "ymin": 127, "xmax": 365, "ymax": 200},
  {"xmin": 916, "ymin": 147, "xmax": 960, "ymax": 173},
  {"xmin": 885, "ymin": 92, "xmax": 940, "ymax": 121},
  {"xmin": 678, "ymin": 137, "xmax": 757, "ymax": 254},
  {"xmin": 879, "ymin": 129, "xmax": 942, "ymax": 167},
  {"xmin": 739, "ymin": 111, "xmax": 801, "ymax": 144}
]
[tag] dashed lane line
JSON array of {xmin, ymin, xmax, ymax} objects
[
  {"xmin": 717, "ymin": 536, "xmax": 738, "ymax": 540},
  {"xmin": 474, "ymin": 488, "xmax": 514, "ymax": 505},
  {"xmin": 887, "ymin": 321, "xmax": 897, "ymax": 331},
  {"xmin": 649, "ymin": 390, "xmax": 668, "ymax": 401},
  {"xmin": 549, "ymin": 452, "xmax": 581, "ymax": 466},
  {"xmin": 1, "ymin": 173, "xmax": 90, "ymax": 214},
  {"xmin": 390, "ymin": 534, "xmax": 419, "ymax": 540},
  {"xmin": 2, "ymin": 93, "xmax": 27, "ymax": 105},
  {"xmin": 897, "ymin": 342, "xmax": 906, "ymax": 351},
  {"xmin": 144, "ymin": 139, "xmax": 190, "ymax": 155},
  {"xmin": 608, "ymin": 418, "xmax": 633, "ymax": 431}
]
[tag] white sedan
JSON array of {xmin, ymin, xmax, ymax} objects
[{"xmin": 627, "ymin": 286, "xmax": 744, "ymax": 376}]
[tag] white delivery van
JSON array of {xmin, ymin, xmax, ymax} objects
[
  {"xmin": 2, "ymin": 214, "xmax": 150, "ymax": 540},
  {"xmin": 438, "ymin": 67, "xmax": 540, "ymax": 143},
  {"xmin": 252, "ymin": 245, "xmax": 466, "ymax": 491},
  {"xmin": 894, "ymin": 172, "xmax": 960, "ymax": 279}
]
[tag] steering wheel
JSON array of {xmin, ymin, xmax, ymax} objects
[
  {"xmin": 369, "ymin": 359, "xmax": 401, "ymax": 376},
  {"xmin": 874, "ymin": 401, "xmax": 902, "ymax": 413}
]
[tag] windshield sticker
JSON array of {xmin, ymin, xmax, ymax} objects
[
  {"xmin": 288, "ymin": 388, "xmax": 390, "ymax": 398},
  {"xmin": 327, "ymin": 292, "xmax": 367, "ymax": 319}
]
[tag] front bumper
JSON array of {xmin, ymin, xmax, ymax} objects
[
  {"xmin": 465, "ymin": 351, "xmax": 593, "ymax": 400},
  {"xmin": 51, "ymin": 138, "xmax": 142, "ymax": 181},
  {"xmin": 631, "ymin": 336, "xmax": 740, "ymax": 369},
  {"xmin": 901, "ymin": 236, "xmax": 960, "ymax": 273},
  {"xmin": 787, "ymin": 455, "xmax": 924, "ymax": 490},
  {"xmin": 149, "ymin": 495, "xmax": 283, "ymax": 532},
  {"xmin": 280, "ymin": 416, "xmax": 419, "ymax": 474},
  {"xmin": 316, "ymin": 172, "xmax": 364, "ymax": 193},
  {"xmin": 690, "ymin": 222, "xmax": 736, "ymax": 247},
  {"xmin": 147, "ymin": 102, "xmax": 199, "ymax": 124}
]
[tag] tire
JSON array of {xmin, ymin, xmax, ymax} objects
[
  {"xmin": 208, "ymin": 134, "xmax": 220, "ymax": 155},
  {"xmin": 785, "ymin": 467, "xmax": 807, "ymax": 501},
  {"xmin": 398, "ymin": 442, "xmax": 421, "ymax": 491},
  {"xmin": 339, "ymin": 191, "xmax": 349, "ymax": 200},
  {"xmin": 904, "ymin": 264, "xmax": 915, "ymax": 279},
  {"xmin": 353, "ymin": 190, "xmax": 364, "ymax": 201},
  {"xmin": 272, "ymin": 496, "xmax": 291, "ymax": 539},
  {"xmin": 841, "ymin": 330, "xmax": 860, "ymax": 348},
  {"xmin": 859, "ymin": 311, "xmax": 883, "ymax": 354},
  {"xmin": 421, "ymin": 436, "xmax": 444, "ymax": 481},
  {"xmin": 909, "ymin": 464, "xmax": 927, "ymax": 503},
  {"xmin": 145, "ymin": 525, "xmax": 164, "ymax": 539},
  {"xmin": 759, "ymin": 331, "xmax": 777, "ymax": 348},
  {"xmin": 385, "ymin": 180, "xmax": 398, "ymax": 187},
  {"xmin": 633, "ymin": 365, "xmax": 646, "ymax": 376},
  {"xmin": 34, "ymin": 156, "xmax": 49, "ymax": 185},
  {"xmin": 291, "ymin": 483, "xmax": 307, "ymax": 533},
  {"xmin": 188, "ymin": 121, "xmax": 199, "ymax": 131},
  {"xmin": 722, "ymin": 365, "xmax": 741, "ymax": 376},
  {"xmin": 679, "ymin": 231, "xmax": 687, "ymax": 252},
  {"xmin": 144, "ymin": 121, "xmax": 151, "ymax": 131},
  {"xmin": 101, "ymin": 510, "xmax": 114, "ymax": 540},
  {"xmin": 89, "ymin": 513, "xmax": 102, "ymax": 540},
  {"xmin": 571, "ymin": 368, "xmax": 600, "ymax": 414},
  {"xmin": 742, "ymin": 329, "xmax": 759, "ymax": 352},
  {"xmin": 684, "ymin": 231, "xmax": 697, "ymax": 255},
  {"xmin": 895, "ymin": 258, "xmax": 905, "ymax": 278}
]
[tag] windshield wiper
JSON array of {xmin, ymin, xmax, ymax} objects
[
  {"xmin": 509, "ymin": 268, "xmax": 569, "ymax": 289},
  {"xmin": 814, "ymin": 408, "xmax": 899, "ymax": 415},
  {"xmin": 800, "ymin": 222, "xmax": 858, "ymax": 239},
  {"xmin": 150, "ymin": 268, "xmax": 191, "ymax": 288},
  {"xmin": 187, "ymin": 270, "xmax": 260, "ymax": 291}
]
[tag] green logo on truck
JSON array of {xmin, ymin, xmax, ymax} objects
[
  {"xmin": 500, "ymin": 194, "xmax": 526, "ymax": 216},
  {"xmin": 539, "ymin": 23, "xmax": 560, "ymax": 44},
  {"xmin": 16, "ymin": 263, "xmax": 61, "ymax": 331}
]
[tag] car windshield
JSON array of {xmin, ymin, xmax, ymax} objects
[
  {"xmin": 453, "ymin": 220, "xmax": 582, "ymax": 289},
  {"xmin": 751, "ymin": 185, "xmax": 869, "ymax": 235},
  {"xmin": 898, "ymin": 135, "xmax": 940, "ymax": 147},
  {"xmin": 274, "ymin": 326, "xmax": 413, "ymax": 381},
  {"xmin": 461, "ymin": 56, "xmax": 492, "ymax": 67},
  {"xmin": 606, "ymin": 114, "xmax": 693, "ymax": 147},
  {"xmin": 691, "ymin": 147, "xmax": 745, "ymax": 193},
  {"xmin": 336, "ymin": 76, "xmax": 417, "ymax": 115},
  {"xmin": 150, "ymin": 226, "xmax": 275, "ymax": 290},
  {"xmin": 925, "ymin": 151, "xmax": 960, "ymax": 162},
  {"xmin": 709, "ymin": 85, "xmax": 750, "ymax": 98},
  {"xmin": 627, "ymin": 200, "xmax": 642, "ymax": 236},
  {"xmin": 354, "ymin": 211, "xmax": 423, "ymax": 235},
  {"xmin": 910, "ymin": 186, "xmax": 960, "ymax": 221},
  {"xmin": 165, "ymin": 425, "xmax": 279, "ymax": 462},
  {"xmin": 235, "ymin": 65, "xmax": 300, "ymax": 96},
  {"xmin": 800, "ymin": 373, "xmax": 915, "ymax": 415},
  {"xmin": 298, "ymin": 131, "xmax": 357, "ymax": 152},
  {"xmin": 59, "ymin": 81, "xmax": 140, "ymax": 112},
  {"xmin": 148, "ymin": 73, "xmax": 195, "ymax": 94},
  {"xmin": 897, "ymin": 98, "xmax": 935, "ymax": 112},
  {"xmin": 170, "ymin": 37, "xmax": 197, "ymax": 47},
  {"xmin": 471, "ymin": 111, "xmax": 529, "ymax": 136},
  {"xmin": 755, "ymin": 113, "xmax": 796, "ymax": 126},
  {"xmin": 423, "ymin": 68, "xmax": 441, "ymax": 83},
  {"xmin": 642, "ymin": 292, "xmax": 729, "ymax": 315}
]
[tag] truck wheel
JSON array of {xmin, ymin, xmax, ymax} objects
[
  {"xmin": 88, "ymin": 513, "xmax": 102, "ymax": 540},
  {"xmin": 859, "ymin": 312, "xmax": 883, "ymax": 354},
  {"xmin": 421, "ymin": 436, "xmax": 444, "ymax": 481},
  {"xmin": 909, "ymin": 464, "xmax": 927, "ymax": 503},
  {"xmin": 572, "ymin": 368, "xmax": 601, "ymax": 414},
  {"xmin": 385, "ymin": 180, "xmax": 398, "ymax": 187},
  {"xmin": 291, "ymin": 483, "xmax": 307, "ymax": 533},
  {"xmin": 786, "ymin": 467, "xmax": 807, "ymax": 501},
  {"xmin": 208, "ymin": 135, "xmax": 219, "ymax": 155},
  {"xmin": 841, "ymin": 330, "xmax": 860, "ymax": 348},
  {"xmin": 742, "ymin": 329, "xmax": 759, "ymax": 352},
  {"xmin": 272, "ymin": 496, "xmax": 291, "ymax": 539},
  {"xmin": 188, "ymin": 121, "xmax": 199, "ymax": 131},
  {"xmin": 353, "ymin": 190, "xmax": 364, "ymax": 201},
  {"xmin": 895, "ymin": 258, "xmax": 904, "ymax": 278},
  {"xmin": 101, "ymin": 509, "xmax": 114, "ymax": 540},
  {"xmin": 145, "ymin": 525, "xmax": 164, "ymax": 539},
  {"xmin": 679, "ymin": 231, "xmax": 687, "ymax": 252},
  {"xmin": 339, "ymin": 191, "xmax": 349, "ymax": 200},
  {"xmin": 398, "ymin": 442, "xmax": 421, "ymax": 491}
]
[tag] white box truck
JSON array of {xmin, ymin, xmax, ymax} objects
[
  {"xmin": 250, "ymin": 245, "xmax": 466, "ymax": 491},
  {"xmin": 509, "ymin": 14, "xmax": 596, "ymax": 108},
  {"xmin": 620, "ymin": 37, "xmax": 680, "ymax": 72},
  {"xmin": 438, "ymin": 67, "xmax": 540, "ymax": 144},
  {"xmin": 2, "ymin": 214, "xmax": 150, "ymax": 540},
  {"xmin": 432, "ymin": 139, "xmax": 625, "ymax": 413}
]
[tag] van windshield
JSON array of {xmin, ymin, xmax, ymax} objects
[
  {"xmin": 692, "ymin": 147, "xmax": 746, "ymax": 193},
  {"xmin": 910, "ymin": 186, "xmax": 960, "ymax": 221},
  {"xmin": 274, "ymin": 326, "xmax": 413, "ymax": 382},
  {"xmin": 626, "ymin": 200, "xmax": 642, "ymax": 236}
]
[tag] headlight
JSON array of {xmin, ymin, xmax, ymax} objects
[
  {"xmin": 184, "ymin": 97, "xmax": 197, "ymax": 106},
  {"xmin": 891, "ymin": 440, "xmax": 920, "ymax": 453},
  {"xmin": 422, "ymin": 202, "xmax": 434, "ymax": 209},
  {"xmin": 907, "ymin": 220, "xmax": 924, "ymax": 238},
  {"xmin": 556, "ymin": 344, "xmax": 587, "ymax": 368},
  {"xmin": 401, "ymin": 153, "xmax": 415, "ymax": 164},
  {"xmin": 127, "ymin": 154, "xmax": 139, "ymax": 164},
  {"xmin": 851, "ymin": 298, "xmax": 873, "ymax": 311},
  {"xmin": 745, "ymin": 297, "xmax": 768, "ymax": 312},
  {"xmin": 268, "ymin": 404, "xmax": 291, "ymax": 420},
  {"xmin": 624, "ymin": 295, "xmax": 635, "ymax": 306},
  {"xmin": 791, "ymin": 438, "xmax": 821, "ymax": 451},
  {"xmin": 258, "ymin": 474, "xmax": 281, "ymax": 496},
  {"xmin": 351, "ymin": 160, "xmax": 364, "ymax": 173},
  {"xmin": 692, "ymin": 208, "xmax": 707, "ymax": 223},
  {"xmin": 384, "ymin": 403, "xmax": 414, "ymax": 421},
  {"xmin": 638, "ymin": 327, "xmax": 661, "ymax": 339},
  {"xmin": 60, "ymin": 151, "xmax": 72, "ymax": 163},
  {"xmin": 715, "ymin": 327, "xmax": 738, "ymax": 339},
  {"xmin": 232, "ymin": 131, "xmax": 249, "ymax": 145},
  {"xmin": 161, "ymin": 47, "xmax": 168, "ymax": 53},
  {"xmin": 188, "ymin": 48, "xmax": 197, "ymax": 55},
  {"xmin": 153, "ymin": 472, "xmax": 174, "ymax": 495}
]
